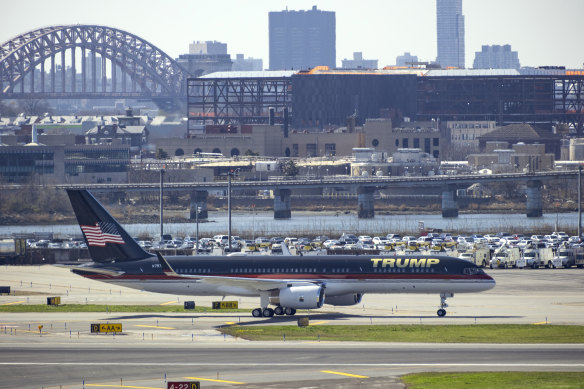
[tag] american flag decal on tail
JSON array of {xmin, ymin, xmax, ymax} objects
[{"xmin": 80, "ymin": 222, "xmax": 125, "ymax": 246}]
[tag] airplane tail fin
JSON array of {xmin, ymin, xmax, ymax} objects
[{"xmin": 67, "ymin": 189, "xmax": 153, "ymax": 262}]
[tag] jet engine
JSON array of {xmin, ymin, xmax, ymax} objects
[
  {"xmin": 325, "ymin": 293, "xmax": 363, "ymax": 306},
  {"xmin": 277, "ymin": 285, "xmax": 325, "ymax": 309}
]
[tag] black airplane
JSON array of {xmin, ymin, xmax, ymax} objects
[{"xmin": 66, "ymin": 189, "xmax": 495, "ymax": 317}]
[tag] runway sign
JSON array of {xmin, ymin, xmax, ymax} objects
[
  {"xmin": 212, "ymin": 301, "xmax": 238, "ymax": 309},
  {"xmin": 91, "ymin": 323, "xmax": 122, "ymax": 333},
  {"xmin": 167, "ymin": 382, "xmax": 200, "ymax": 389}
]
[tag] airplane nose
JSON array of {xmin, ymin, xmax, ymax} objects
[{"xmin": 484, "ymin": 272, "xmax": 496, "ymax": 289}]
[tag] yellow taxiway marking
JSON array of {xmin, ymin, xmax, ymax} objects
[
  {"xmin": 320, "ymin": 370, "xmax": 369, "ymax": 378},
  {"xmin": 185, "ymin": 376, "xmax": 245, "ymax": 384},
  {"xmin": 225, "ymin": 321, "xmax": 236, "ymax": 325},
  {"xmin": 134, "ymin": 324, "xmax": 176, "ymax": 330},
  {"xmin": 309, "ymin": 321, "xmax": 328, "ymax": 325},
  {"xmin": 85, "ymin": 384, "xmax": 160, "ymax": 389},
  {"xmin": 532, "ymin": 321, "xmax": 549, "ymax": 325},
  {"xmin": 159, "ymin": 300, "xmax": 177, "ymax": 305},
  {"xmin": 0, "ymin": 301, "xmax": 25, "ymax": 305}
]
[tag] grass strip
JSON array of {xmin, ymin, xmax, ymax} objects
[
  {"xmin": 401, "ymin": 372, "xmax": 584, "ymax": 388},
  {"xmin": 219, "ymin": 324, "xmax": 584, "ymax": 343},
  {"xmin": 0, "ymin": 304, "xmax": 247, "ymax": 313}
]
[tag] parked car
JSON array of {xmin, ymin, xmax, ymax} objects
[
  {"xmin": 339, "ymin": 233, "xmax": 358, "ymax": 244},
  {"xmin": 323, "ymin": 239, "xmax": 339, "ymax": 248},
  {"xmin": 517, "ymin": 239, "xmax": 532, "ymax": 250},
  {"xmin": 552, "ymin": 232, "xmax": 569, "ymax": 241},
  {"xmin": 372, "ymin": 236, "xmax": 390, "ymax": 245}
]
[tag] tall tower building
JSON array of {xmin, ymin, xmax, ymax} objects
[
  {"xmin": 436, "ymin": 0, "xmax": 465, "ymax": 68},
  {"xmin": 269, "ymin": 6, "xmax": 336, "ymax": 70}
]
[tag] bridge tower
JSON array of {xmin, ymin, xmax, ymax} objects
[
  {"xmin": 441, "ymin": 184, "xmax": 459, "ymax": 218},
  {"xmin": 274, "ymin": 189, "xmax": 292, "ymax": 219},
  {"xmin": 190, "ymin": 190, "xmax": 208, "ymax": 220},
  {"xmin": 357, "ymin": 187, "xmax": 376, "ymax": 219},
  {"xmin": 526, "ymin": 180, "xmax": 543, "ymax": 218}
]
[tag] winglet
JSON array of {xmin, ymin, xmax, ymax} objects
[{"xmin": 155, "ymin": 251, "xmax": 178, "ymax": 276}]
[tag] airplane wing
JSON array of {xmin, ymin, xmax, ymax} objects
[
  {"xmin": 188, "ymin": 275, "xmax": 299, "ymax": 292},
  {"xmin": 155, "ymin": 251, "xmax": 321, "ymax": 292}
]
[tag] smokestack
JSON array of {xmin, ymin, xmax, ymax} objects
[
  {"xmin": 283, "ymin": 107, "xmax": 289, "ymax": 138},
  {"xmin": 269, "ymin": 107, "xmax": 275, "ymax": 125}
]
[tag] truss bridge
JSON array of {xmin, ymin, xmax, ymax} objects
[{"xmin": 0, "ymin": 25, "xmax": 191, "ymax": 107}]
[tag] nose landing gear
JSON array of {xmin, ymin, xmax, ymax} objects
[{"xmin": 437, "ymin": 292, "xmax": 453, "ymax": 317}]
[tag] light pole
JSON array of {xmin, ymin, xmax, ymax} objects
[
  {"xmin": 579, "ymin": 165, "xmax": 582, "ymax": 238},
  {"xmin": 195, "ymin": 205, "xmax": 200, "ymax": 256},
  {"xmin": 251, "ymin": 203, "xmax": 256, "ymax": 241},
  {"xmin": 159, "ymin": 169, "xmax": 164, "ymax": 242},
  {"xmin": 228, "ymin": 170, "xmax": 232, "ymax": 251}
]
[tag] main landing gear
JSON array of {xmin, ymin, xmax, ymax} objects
[
  {"xmin": 253, "ymin": 292, "xmax": 297, "ymax": 318},
  {"xmin": 437, "ymin": 292, "xmax": 453, "ymax": 317},
  {"xmin": 251, "ymin": 307, "xmax": 296, "ymax": 317}
]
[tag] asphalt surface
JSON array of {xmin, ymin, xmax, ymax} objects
[{"xmin": 0, "ymin": 265, "xmax": 583, "ymax": 388}]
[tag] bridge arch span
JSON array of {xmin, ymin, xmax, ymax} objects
[{"xmin": 0, "ymin": 25, "xmax": 189, "ymax": 98}]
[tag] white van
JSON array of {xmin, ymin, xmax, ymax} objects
[{"xmin": 213, "ymin": 235, "xmax": 229, "ymax": 245}]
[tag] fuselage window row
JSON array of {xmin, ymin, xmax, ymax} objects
[
  {"xmin": 372, "ymin": 267, "xmax": 435, "ymax": 273},
  {"xmin": 178, "ymin": 266, "xmax": 437, "ymax": 275}
]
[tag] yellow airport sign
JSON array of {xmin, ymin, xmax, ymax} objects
[
  {"xmin": 168, "ymin": 381, "xmax": 200, "ymax": 389},
  {"xmin": 91, "ymin": 323, "xmax": 122, "ymax": 333},
  {"xmin": 212, "ymin": 301, "xmax": 238, "ymax": 309}
]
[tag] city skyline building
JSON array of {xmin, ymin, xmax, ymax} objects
[
  {"xmin": 341, "ymin": 52, "xmax": 378, "ymax": 69},
  {"xmin": 436, "ymin": 0, "xmax": 465, "ymax": 68},
  {"xmin": 189, "ymin": 41, "xmax": 227, "ymax": 55},
  {"xmin": 269, "ymin": 6, "xmax": 336, "ymax": 70},
  {"xmin": 177, "ymin": 40, "xmax": 232, "ymax": 77},
  {"xmin": 396, "ymin": 52, "xmax": 419, "ymax": 67},
  {"xmin": 232, "ymin": 54, "xmax": 263, "ymax": 71},
  {"xmin": 473, "ymin": 44, "xmax": 520, "ymax": 69}
]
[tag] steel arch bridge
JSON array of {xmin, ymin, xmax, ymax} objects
[{"xmin": 0, "ymin": 25, "xmax": 191, "ymax": 101}]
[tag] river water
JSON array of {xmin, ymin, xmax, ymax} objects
[{"xmin": 0, "ymin": 211, "xmax": 579, "ymax": 239}]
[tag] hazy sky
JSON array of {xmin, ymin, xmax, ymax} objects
[{"xmin": 1, "ymin": 0, "xmax": 582, "ymax": 69}]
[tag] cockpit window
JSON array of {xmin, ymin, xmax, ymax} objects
[{"xmin": 463, "ymin": 267, "xmax": 485, "ymax": 275}]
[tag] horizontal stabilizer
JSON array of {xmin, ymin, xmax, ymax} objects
[{"xmin": 69, "ymin": 265, "xmax": 125, "ymax": 277}]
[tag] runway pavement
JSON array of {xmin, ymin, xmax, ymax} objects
[
  {"xmin": 0, "ymin": 343, "xmax": 583, "ymax": 388},
  {"xmin": 0, "ymin": 265, "xmax": 583, "ymax": 388}
]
